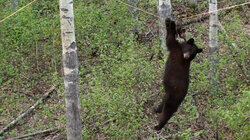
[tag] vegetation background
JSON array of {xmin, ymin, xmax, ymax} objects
[{"xmin": 0, "ymin": 0, "xmax": 249, "ymax": 139}]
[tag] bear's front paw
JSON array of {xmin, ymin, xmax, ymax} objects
[{"xmin": 169, "ymin": 21, "xmax": 176, "ymax": 30}]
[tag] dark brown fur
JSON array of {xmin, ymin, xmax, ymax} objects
[{"xmin": 154, "ymin": 19, "xmax": 203, "ymax": 131}]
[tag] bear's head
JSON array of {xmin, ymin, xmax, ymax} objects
[{"xmin": 182, "ymin": 38, "xmax": 203, "ymax": 61}]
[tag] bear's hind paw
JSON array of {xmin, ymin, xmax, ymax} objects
[
  {"xmin": 153, "ymin": 107, "xmax": 162, "ymax": 114},
  {"xmin": 154, "ymin": 125, "xmax": 163, "ymax": 131}
]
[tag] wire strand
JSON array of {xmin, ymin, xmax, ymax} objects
[
  {"xmin": 0, "ymin": 0, "xmax": 249, "ymax": 24},
  {"xmin": 0, "ymin": 0, "xmax": 37, "ymax": 24},
  {"xmin": 118, "ymin": 1, "xmax": 159, "ymax": 18},
  {"xmin": 183, "ymin": 1, "xmax": 250, "ymax": 20},
  {"xmin": 118, "ymin": 1, "xmax": 250, "ymax": 21}
]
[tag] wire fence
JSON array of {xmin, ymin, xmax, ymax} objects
[{"xmin": 0, "ymin": 0, "xmax": 249, "ymax": 24}]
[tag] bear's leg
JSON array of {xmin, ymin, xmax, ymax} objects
[
  {"xmin": 166, "ymin": 19, "xmax": 176, "ymax": 36},
  {"xmin": 154, "ymin": 94, "xmax": 169, "ymax": 114},
  {"xmin": 154, "ymin": 100, "xmax": 179, "ymax": 131},
  {"xmin": 154, "ymin": 107, "xmax": 168, "ymax": 131},
  {"xmin": 154, "ymin": 102, "xmax": 163, "ymax": 114}
]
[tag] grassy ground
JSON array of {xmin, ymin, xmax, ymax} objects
[{"xmin": 0, "ymin": 0, "xmax": 249, "ymax": 139}]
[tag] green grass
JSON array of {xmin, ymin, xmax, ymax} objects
[{"xmin": 0, "ymin": 0, "xmax": 249, "ymax": 139}]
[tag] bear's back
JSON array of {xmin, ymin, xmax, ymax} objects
[{"xmin": 163, "ymin": 43, "xmax": 190, "ymax": 94}]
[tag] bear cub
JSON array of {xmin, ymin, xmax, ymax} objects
[{"xmin": 154, "ymin": 19, "xmax": 203, "ymax": 131}]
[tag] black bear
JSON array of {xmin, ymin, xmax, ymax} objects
[{"xmin": 154, "ymin": 19, "xmax": 203, "ymax": 131}]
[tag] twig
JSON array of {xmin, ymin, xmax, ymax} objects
[
  {"xmin": 89, "ymin": 119, "xmax": 115, "ymax": 128},
  {"xmin": 0, "ymin": 85, "xmax": 56, "ymax": 136},
  {"xmin": 6, "ymin": 128, "xmax": 60, "ymax": 140},
  {"xmin": 218, "ymin": 21, "xmax": 248, "ymax": 82}
]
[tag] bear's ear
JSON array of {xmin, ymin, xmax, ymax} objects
[
  {"xmin": 187, "ymin": 38, "xmax": 194, "ymax": 45},
  {"xmin": 197, "ymin": 48, "xmax": 203, "ymax": 53}
]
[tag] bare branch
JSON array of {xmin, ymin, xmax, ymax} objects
[
  {"xmin": 7, "ymin": 128, "xmax": 60, "ymax": 140},
  {"xmin": 0, "ymin": 86, "xmax": 56, "ymax": 136}
]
